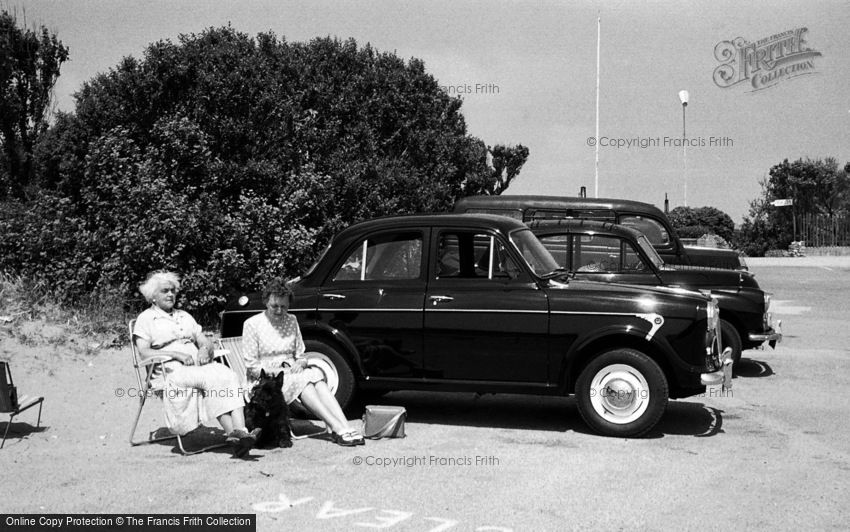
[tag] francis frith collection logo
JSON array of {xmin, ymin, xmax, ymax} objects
[{"xmin": 713, "ymin": 27, "xmax": 822, "ymax": 91}]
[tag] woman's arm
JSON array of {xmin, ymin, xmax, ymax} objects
[
  {"xmin": 292, "ymin": 315, "xmax": 307, "ymax": 360},
  {"xmin": 289, "ymin": 315, "xmax": 309, "ymax": 373},
  {"xmin": 241, "ymin": 319, "xmax": 262, "ymax": 380},
  {"xmin": 135, "ymin": 337, "xmax": 194, "ymax": 365},
  {"xmin": 182, "ymin": 312, "xmax": 212, "ymax": 364},
  {"xmin": 193, "ymin": 330, "xmax": 213, "ymax": 365}
]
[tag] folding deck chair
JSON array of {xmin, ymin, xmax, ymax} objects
[
  {"xmin": 127, "ymin": 320, "xmax": 229, "ymax": 455},
  {"xmin": 217, "ymin": 336, "xmax": 328, "ymax": 439},
  {"xmin": 0, "ymin": 361, "xmax": 44, "ymax": 449}
]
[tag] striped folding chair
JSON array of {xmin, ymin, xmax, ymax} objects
[
  {"xmin": 217, "ymin": 336, "xmax": 328, "ymax": 439},
  {"xmin": 128, "ymin": 320, "xmax": 228, "ymax": 455}
]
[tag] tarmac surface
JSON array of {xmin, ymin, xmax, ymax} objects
[{"xmin": 1, "ymin": 256, "xmax": 849, "ymax": 531}]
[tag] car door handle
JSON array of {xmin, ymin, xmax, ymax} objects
[
  {"xmin": 323, "ymin": 293, "xmax": 346, "ymax": 301},
  {"xmin": 429, "ymin": 295, "xmax": 454, "ymax": 304}
]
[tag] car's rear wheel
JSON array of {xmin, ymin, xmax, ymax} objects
[
  {"xmin": 720, "ymin": 319, "xmax": 743, "ymax": 367},
  {"xmin": 304, "ymin": 339, "xmax": 356, "ymax": 410},
  {"xmin": 576, "ymin": 348, "xmax": 668, "ymax": 437}
]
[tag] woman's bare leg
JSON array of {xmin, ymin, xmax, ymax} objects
[
  {"xmin": 299, "ymin": 384, "xmax": 348, "ymax": 433},
  {"xmin": 218, "ymin": 413, "xmax": 234, "ymax": 434},
  {"xmin": 217, "ymin": 407, "xmax": 247, "ymax": 434},
  {"xmin": 314, "ymin": 381, "xmax": 352, "ymax": 430}
]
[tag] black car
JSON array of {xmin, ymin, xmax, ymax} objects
[
  {"xmin": 453, "ymin": 194, "xmax": 745, "ymax": 270},
  {"xmin": 528, "ymin": 218, "xmax": 781, "ymax": 366},
  {"xmin": 221, "ymin": 214, "xmax": 731, "ymax": 437}
]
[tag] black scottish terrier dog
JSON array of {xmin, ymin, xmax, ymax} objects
[{"xmin": 245, "ymin": 369, "xmax": 293, "ymax": 449}]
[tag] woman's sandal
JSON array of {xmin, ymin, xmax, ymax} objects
[
  {"xmin": 227, "ymin": 428, "xmax": 261, "ymax": 458},
  {"xmin": 331, "ymin": 431, "xmax": 360, "ymax": 447},
  {"xmin": 344, "ymin": 429, "xmax": 365, "ymax": 446}
]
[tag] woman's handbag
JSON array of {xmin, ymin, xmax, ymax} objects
[{"xmin": 362, "ymin": 405, "xmax": 407, "ymax": 439}]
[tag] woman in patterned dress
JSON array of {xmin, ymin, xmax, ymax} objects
[
  {"xmin": 133, "ymin": 271, "xmax": 259, "ymax": 457},
  {"xmin": 241, "ymin": 278, "xmax": 364, "ymax": 446}
]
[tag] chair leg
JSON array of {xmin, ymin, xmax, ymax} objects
[
  {"xmin": 129, "ymin": 393, "xmax": 230, "ymax": 455},
  {"xmin": 129, "ymin": 395, "xmax": 176, "ymax": 447},
  {"xmin": 175, "ymin": 433, "xmax": 230, "ymax": 455},
  {"xmin": 1, "ymin": 416, "xmax": 12, "ymax": 449},
  {"xmin": 1, "ymin": 398, "xmax": 45, "ymax": 449},
  {"xmin": 291, "ymin": 422, "xmax": 328, "ymax": 440},
  {"xmin": 289, "ymin": 399, "xmax": 329, "ymax": 439}
]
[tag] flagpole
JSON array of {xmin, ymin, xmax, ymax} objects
[{"xmin": 595, "ymin": 14, "xmax": 600, "ymax": 198}]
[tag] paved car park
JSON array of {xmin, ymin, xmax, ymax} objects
[
  {"xmin": 236, "ymin": 257, "xmax": 848, "ymax": 530},
  {"xmin": 2, "ymin": 258, "xmax": 847, "ymax": 531}
]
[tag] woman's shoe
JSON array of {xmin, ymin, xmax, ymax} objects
[
  {"xmin": 331, "ymin": 431, "xmax": 359, "ymax": 447},
  {"xmin": 227, "ymin": 428, "xmax": 260, "ymax": 458},
  {"xmin": 344, "ymin": 429, "xmax": 366, "ymax": 445}
]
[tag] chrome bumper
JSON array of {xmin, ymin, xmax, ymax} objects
[
  {"xmin": 749, "ymin": 319, "xmax": 783, "ymax": 348},
  {"xmin": 701, "ymin": 347, "xmax": 733, "ymax": 389}
]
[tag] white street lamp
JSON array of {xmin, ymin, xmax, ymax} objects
[{"xmin": 678, "ymin": 90, "xmax": 689, "ymax": 207}]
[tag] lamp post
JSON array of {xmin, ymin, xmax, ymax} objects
[{"xmin": 678, "ymin": 90, "xmax": 689, "ymax": 207}]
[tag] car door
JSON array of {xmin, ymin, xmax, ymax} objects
[
  {"xmin": 316, "ymin": 229, "xmax": 426, "ymax": 378},
  {"xmin": 423, "ymin": 227, "xmax": 550, "ymax": 383}
]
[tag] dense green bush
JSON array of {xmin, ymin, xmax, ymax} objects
[{"xmin": 2, "ymin": 28, "xmax": 526, "ymax": 321}]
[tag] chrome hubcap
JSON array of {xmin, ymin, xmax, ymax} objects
[{"xmin": 589, "ymin": 364, "xmax": 650, "ymax": 424}]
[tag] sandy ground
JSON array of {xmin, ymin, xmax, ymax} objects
[{"xmin": 1, "ymin": 256, "xmax": 849, "ymax": 530}]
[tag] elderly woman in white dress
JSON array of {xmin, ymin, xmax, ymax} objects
[
  {"xmin": 242, "ymin": 278, "xmax": 364, "ymax": 446},
  {"xmin": 133, "ymin": 271, "xmax": 259, "ymax": 456}
]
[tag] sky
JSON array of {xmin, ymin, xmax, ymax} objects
[{"xmin": 10, "ymin": 0, "xmax": 850, "ymax": 223}]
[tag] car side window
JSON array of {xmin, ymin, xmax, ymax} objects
[
  {"xmin": 436, "ymin": 231, "xmax": 519, "ymax": 280},
  {"xmin": 573, "ymin": 235, "xmax": 621, "ymax": 272},
  {"xmin": 619, "ymin": 216, "xmax": 670, "ymax": 246},
  {"xmin": 572, "ymin": 235, "xmax": 649, "ymax": 273},
  {"xmin": 332, "ymin": 232, "xmax": 422, "ymax": 282}
]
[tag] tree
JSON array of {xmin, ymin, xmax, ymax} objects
[
  {"xmin": 766, "ymin": 157, "xmax": 850, "ymax": 218},
  {"xmin": 668, "ymin": 206, "xmax": 735, "ymax": 242},
  {"xmin": 735, "ymin": 157, "xmax": 850, "ymax": 255},
  {"xmin": 0, "ymin": 10, "xmax": 69, "ymax": 198},
  {"xmin": 15, "ymin": 28, "xmax": 527, "ymax": 316},
  {"xmin": 735, "ymin": 182, "xmax": 789, "ymax": 257},
  {"xmin": 462, "ymin": 144, "xmax": 530, "ymax": 195}
]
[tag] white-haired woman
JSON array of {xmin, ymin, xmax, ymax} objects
[{"xmin": 133, "ymin": 271, "xmax": 258, "ymax": 457}]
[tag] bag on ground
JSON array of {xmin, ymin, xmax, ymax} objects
[{"xmin": 362, "ymin": 405, "xmax": 407, "ymax": 439}]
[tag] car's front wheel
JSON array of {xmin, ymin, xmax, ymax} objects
[
  {"xmin": 303, "ymin": 339, "xmax": 356, "ymax": 410},
  {"xmin": 576, "ymin": 348, "xmax": 668, "ymax": 437}
]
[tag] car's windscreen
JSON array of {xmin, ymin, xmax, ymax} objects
[
  {"xmin": 636, "ymin": 235, "xmax": 665, "ymax": 269},
  {"xmin": 619, "ymin": 215, "xmax": 670, "ymax": 246},
  {"xmin": 509, "ymin": 228, "xmax": 559, "ymax": 276},
  {"xmin": 304, "ymin": 242, "xmax": 332, "ymax": 278}
]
